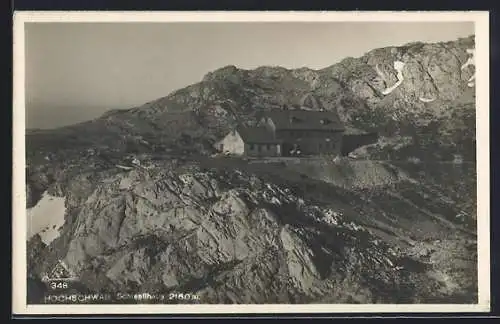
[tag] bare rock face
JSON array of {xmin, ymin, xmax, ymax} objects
[
  {"xmin": 279, "ymin": 226, "xmax": 319, "ymax": 292},
  {"xmin": 25, "ymin": 153, "xmax": 477, "ymax": 303},
  {"xmin": 23, "ymin": 161, "xmax": 468, "ymax": 304}
]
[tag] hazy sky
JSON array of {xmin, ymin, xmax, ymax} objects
[{"xmin": 25, "ymin": 22, "xmax": 474, "ymax": 129}]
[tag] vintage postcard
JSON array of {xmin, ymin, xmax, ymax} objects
[{"xmin": 13, "ymin": 11, "xmax": 490, "ymax": 315}]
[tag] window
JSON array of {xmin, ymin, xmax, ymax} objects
[
  {"xmin": 250, "ymin": 144, "xmax": 255, "ymax": 150},
  {"xmin": 258, "ymin": 145, "xmax": 262, "ymax": 152},
  {"xmin": 266, "ymin": 144, "xmax": 271, "ymax": 150}
]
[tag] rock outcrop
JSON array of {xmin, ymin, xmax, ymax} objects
[{"xmin": 27, "ymin": 158, "xmax": 477, "ymax": 303}]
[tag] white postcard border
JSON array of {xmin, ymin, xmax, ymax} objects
[{"xmin": 12, "ymin": 10, "xmax": 490, "ymax": 315}]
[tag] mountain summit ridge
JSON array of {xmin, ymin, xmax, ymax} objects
[{"xmin": 28, "ymin": 35, "xmax": 475, "ymax": 152}]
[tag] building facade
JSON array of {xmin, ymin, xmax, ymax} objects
[
  {"xmin": 258, "ymin": 110, "xmax": 344, "ymax": 156},
  {"xmin": 214, "ymin": 93, "xmax": 345, "ymax": 157},
  {"xmin": 214, "ymin": 127, "xmax": 283, "ymax": 157},
  {"xmin": 214, "ymin": 129, "xmax": 245, "ymax": 155}
]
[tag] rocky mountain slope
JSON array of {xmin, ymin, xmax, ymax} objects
[
  {"xmin": 25, "ymin": 35, "xmax": 477, "ymax": 304},
  {"xmin": 28, "ymin": 159, "xmax": 477, "ymax": 304}
]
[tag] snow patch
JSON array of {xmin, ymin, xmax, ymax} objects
[
  {"xmin": 461, "ymin": 48, "xmax": 475, "ymax": 70},
  {"xmin": 461, "ymin": 48, "xmax": 475, "ymax": 87},
  {"xmin": 116, "ymin": 164, "xmax": 133, "ymax": 170},
  {"xmin": 419, "ymin": 97, "xmax": 436, "ymax": 103},
  {"xmin": 27, "ymin": 191, "xmax": 67, "ymax": 245},
  {"xmin": 381, "ymin": 61, "xmax": 405, "ymax": 95}
]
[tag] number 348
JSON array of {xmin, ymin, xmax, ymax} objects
[{"xmin": 49, "ymin": 281, "xmax": 68, "ymax": 290}]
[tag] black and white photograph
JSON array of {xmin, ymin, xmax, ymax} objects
[{"xmin": 13, "ymin": 11, "xmax": 490, "ymax": 314}]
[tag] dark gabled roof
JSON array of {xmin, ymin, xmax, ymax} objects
[
  {"xmin": 236, "ymin": 126, "xmax": 283, "ymax": 144},
  {"xmin": 264, "ymin": 109, "xmax": 345, "ymax": 131}
]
